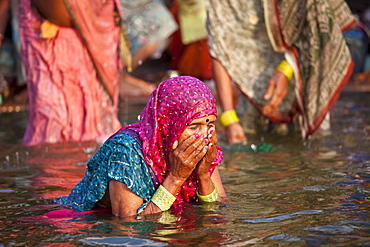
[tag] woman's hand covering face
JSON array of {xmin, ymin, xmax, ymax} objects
[
  {"xmin": 196, "ymin": 129, "xmax": 218, "ymax": 178},
  {"xmin": 168, "ymin": 115, "xmax": 217, "ymax": 182}
]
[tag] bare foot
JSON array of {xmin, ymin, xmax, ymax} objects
[{"xmin": 122, "ymin": 74, "xmax": 156, "ymax": 96}]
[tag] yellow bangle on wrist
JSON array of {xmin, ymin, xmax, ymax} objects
[
  {"xmin": 151, "ymin": 185, "xmax": 176, "ymax": 211},
  {"xmin": 276, "ymin": 60, "xmax": 293, "ymax": 80},
  {"xmin": 219, "ymin": 109, "xmax": 239, "ymax": 128},
  {"xmin": 196, "ymin": 184, "xmax": 219, "ymax": 202}
]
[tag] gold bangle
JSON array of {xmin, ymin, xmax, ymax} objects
[
  {"xmin": 276, "ymin": 60, "xmax": 293, "ymax": 80},
  {"xmin": 196, "ymin": 184, "xmax": 219, "ymax": 202},
  {"xmin": 219, "ymin": 109, "xmax": 240, "ymax": 128},
  {"xmin": 151, "ymin": 185, "xmax": 176, "ymax": 211}
]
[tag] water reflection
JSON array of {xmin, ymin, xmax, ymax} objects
[
  {"xmin": 1, "ymin": 92, "xmax": 370, "ymax": 246},
  {"xmin": 80, "ymin": 236, "xmax": 167, "ymax": 246}
]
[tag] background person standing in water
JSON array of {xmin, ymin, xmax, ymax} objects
[
  {"xmin": 205, "ymin": 0, "xmax": 355, "ymax": 144},
  {"xmin": 19, "ymin": 0, "xmax": 123, "ymax": 146}
]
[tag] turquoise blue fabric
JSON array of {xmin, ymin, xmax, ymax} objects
[{"xmin": 55, "ymin": 129, "xmax": 156, "ymax": 214}]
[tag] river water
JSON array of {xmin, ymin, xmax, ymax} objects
[{"xmin": 0, "ymin": 91, "xmax": 369, "ymax": 246}]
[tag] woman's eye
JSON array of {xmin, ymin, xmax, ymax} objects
[{"xmin": 188, "ymin": 125, "xmax": 199, "ymax": 130}]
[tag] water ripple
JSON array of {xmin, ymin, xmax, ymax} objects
[
  {"xmin": 304, "ymin": 225, "xmax": 356, "ymax": 234},
  {"xmin": 241, "ymin": 210, "xmax": 324, "ymax": 223},
  {"xmin": 80, "ymin": 236, "xmax": 167, "ymax": 246}
]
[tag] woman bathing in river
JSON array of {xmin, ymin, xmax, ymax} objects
[{"xmin": 56, "ymin": 76, "xmax": 227, "ymax": 217}]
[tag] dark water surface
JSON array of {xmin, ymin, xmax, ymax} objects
[{"xmin": 1, "ymin": 92, "xmax": 369, "ymax": 246}]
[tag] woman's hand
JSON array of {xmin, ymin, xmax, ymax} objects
[
  {"xmin": 168, "ymin": 134, "xmax": 208, "ymax": 183},
  {"xmin": 262, "ymin": 71, "xmax": 289, "ymax": 115},
  {"xmin": 196, "ymin": 130, "xmax": 218, "ymax": 177},
  {"xmin": 166, "ymin": 115, "xmax": 218, "ymax": 197},
  {"xmin": 141, "ymin": 82, "xmax": 157, "ymax": 96},
  {"xmin": 195, "ymin": 130, "xmax": 219, "ymax": 195},
  {"xmin": 225, "ymin": 122, "xmax": 247, "ymax": 145}
]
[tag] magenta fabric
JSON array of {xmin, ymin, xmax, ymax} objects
[
  {"xmin": 44, "ymin": 209, "xmax": 110, "ymax": 219},
  {"xmin": 122, "ymin": 76, "xmax": 223, "ymax": 204}
]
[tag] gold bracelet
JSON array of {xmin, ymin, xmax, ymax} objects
[
  {"xmin": 196, "ymin": 184, "xmax": 219, "ymax": 202},
  {"xmin": 151, "ymin": 185, "xmax": 176, "ymax": 211},
  {"xmin": 219, "ymin": 109, "xmax": 240, "ymax": 128},
  {"xmin": 276, "ymin": 60, "xmax": 293, "ymax": 80}
]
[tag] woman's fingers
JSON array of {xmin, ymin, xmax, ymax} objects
[
  {"xmin": 172, "ymin": 140, "xmax": 179, "ymax": 149},
  {"xmin": 226, "ymin": 123, "xmax": 247, "ymax": 144},
  {"xmin": 183, "ymin": 135, "xmax": 208, "ymax": 164},
  {"xmin": 262, "ymin": 72, "xmax": 288, "ymax": 115},
  {"xmin": 169, "ymin": 135, "xmax": 209, "ymax": 181},
  {"xmin": 174, "ymin": 134, "xmax": 208, "ymax": 167}
]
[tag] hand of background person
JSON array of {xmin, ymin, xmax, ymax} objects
[
  {"xmin": 225, "ymin": 122, "xmax": 247, "ymax": 145},
  {"xmin": 168, "ymin": 134, "xmax": 208, "ymax": 183},
  {"xmin": 262, "ymin": 71, "xmax": 289, "ymax": 115},
  {"xmin": 141, "ymin": 82, "xmax": 157, "ymax": 96}
]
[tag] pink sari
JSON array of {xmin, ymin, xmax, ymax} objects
[{"xmin": 19, "ymin": 0, "xmax": 122, "ymax": 146}]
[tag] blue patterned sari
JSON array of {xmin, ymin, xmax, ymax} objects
[{"xmin": 55, "ymin": 129, "xmax": 156, "ymax": 214}]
